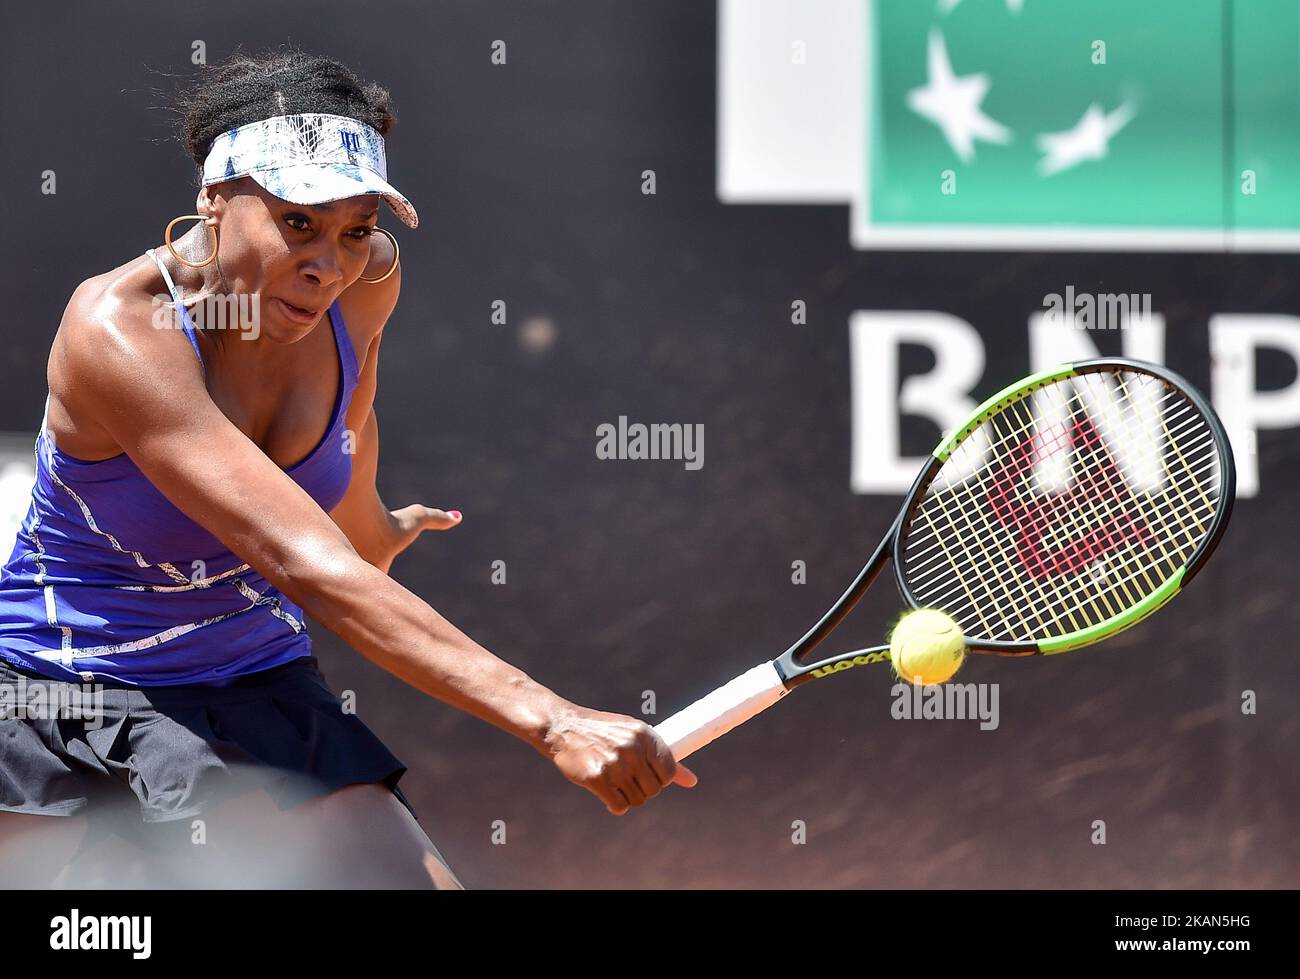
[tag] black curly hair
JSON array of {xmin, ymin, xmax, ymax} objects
[{"xmin": 172, "ymin": 44, "xmax": 397, "ymax": 183}]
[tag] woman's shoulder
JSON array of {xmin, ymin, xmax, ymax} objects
[
  {"xmin": 63, "ymin": 253, "xmax": 171, "ymax": 334},
  {"xmin": 47, "ymin": 256, "xmax": 205, "ymax": 460},
  {"xmin": 69, "ymin": 252, "xmax": 160, "ymax": 312},
  {"xmin": 55, "ymin": 258, "xmax": 189, "ymax": 386}
]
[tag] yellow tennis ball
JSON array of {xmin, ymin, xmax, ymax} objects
[{"xmin": 889, "ymin": 608, "xmax": 966, "ymax": 685}]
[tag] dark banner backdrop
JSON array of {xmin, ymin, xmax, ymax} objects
[{"xmin": 1, "ymin": 1, "xmax": 1294, "ymax": 888}]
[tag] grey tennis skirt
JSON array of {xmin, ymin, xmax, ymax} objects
[{"xmin": 0, "ymin": 653, "xmax": 418, "ymax": 840}]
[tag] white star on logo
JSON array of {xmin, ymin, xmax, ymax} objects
[
  {"xmin": 939, "ymin": 0, "xmax": 1024, "ymax": 13},
  {"xmin": 906, "ymin": 31, "xmax": 1012, "ymax": 164},
  {"xmin": 1035, "ymin": 102, "xmax": 1136, "ymax": 176}
]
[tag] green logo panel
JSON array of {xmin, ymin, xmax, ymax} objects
[{"xmin": 866, "ymin": 0, "xmax": 1299, "ymax": 243}]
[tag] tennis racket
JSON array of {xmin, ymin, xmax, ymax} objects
[{"xmin": 654, "ymin": 357, "xmax": 1235, "ymax": 761}]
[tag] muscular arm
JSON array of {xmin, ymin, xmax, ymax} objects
[
  {"xmin": 330, "ymin": 406, "xmax": 398, "ymax": 570},
  {"xmin": 328, "ymin": 262, "xmax": 456, "ymax": 573},
  {"xmin": 63, "ymin": 299, "xmax": 565, "ymax": 757}
]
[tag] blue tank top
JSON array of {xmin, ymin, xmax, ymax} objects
[{"xmin": 0, "ymin": 249, "xmax": 358, "ymax": 686}]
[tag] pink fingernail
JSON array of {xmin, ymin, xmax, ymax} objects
[{"xmin": 449, "ymin": 510, "xmax": 462, "ymax": 520}]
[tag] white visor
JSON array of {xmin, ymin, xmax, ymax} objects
[{"xmin": 201, "ymin": 112, "xmax": 418, "ymax": 229}]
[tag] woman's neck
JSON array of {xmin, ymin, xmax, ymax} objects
[{"xmin": 151, "ymin": 228, "xmax": 290, "ymax": 369}]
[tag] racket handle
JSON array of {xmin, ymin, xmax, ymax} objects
[{"xmin": 653, "ymin": 662, "xmax": 789, "ymax": 761}]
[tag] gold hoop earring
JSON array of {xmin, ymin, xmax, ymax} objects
[
  {"xmin": 164, "ymin": 215, "xmax": 219, "ymax": 269},
  {"xmin": 359, "ymin": 227, "xmax": 400, "ymax": 283}
]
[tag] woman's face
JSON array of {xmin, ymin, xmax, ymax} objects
[{"xmin": 200, "ymin": 177, "xmax": 380, "ymax": 342}]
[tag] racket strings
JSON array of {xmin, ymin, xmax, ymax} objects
[
  {"xmin": 900, "ymin": 370, "xmax": 1223, "ymax": 643},
  {"xmin": 917, "ymin": 381, "xmax": 1219, "ymax": 638},
  {"xmin": 909, "ymin": 399, "xmax": 1218, "ymax": 634},
  {"xmin": 899, "ymin": 390, "xmax": 1201, "ymax": 587},
  {"xmin": 915, "ymin": 375, "xmax": 1219, "ymax": 637},
  {"xmin": 911, "ymin": 420, "xmax": 1212, "ymax": 639}
]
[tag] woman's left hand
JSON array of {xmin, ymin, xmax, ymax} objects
[{"xmin": 381, "ymin": 505, "xmax": 462, "ymax": 569}]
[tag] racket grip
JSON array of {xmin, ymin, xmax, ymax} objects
[{"xmin": 653, "ymin": 662, "xmax": 789, "ymax": 761}]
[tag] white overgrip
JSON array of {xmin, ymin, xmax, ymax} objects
[{"xmin": 652, "ymin": 662, "xmax": 790, "ymax": 761}]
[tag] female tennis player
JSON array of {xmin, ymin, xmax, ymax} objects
[{"xmin": 0, "ymin": 47, "xmax": 695, "ymax": 889}]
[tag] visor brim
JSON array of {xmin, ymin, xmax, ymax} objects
[{"xmin": 246, "ymin": 164, "xmax": 419, "ymax": 230}]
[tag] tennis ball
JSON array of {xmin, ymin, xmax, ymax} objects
[{"xmin": 889, "ymin": 608, "xmax": 966, "ymax": 685}]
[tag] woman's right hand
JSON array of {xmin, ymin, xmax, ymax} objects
[{"xmin": 544, "ymin": 705, "xmax": 698, "ymax": 815}]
